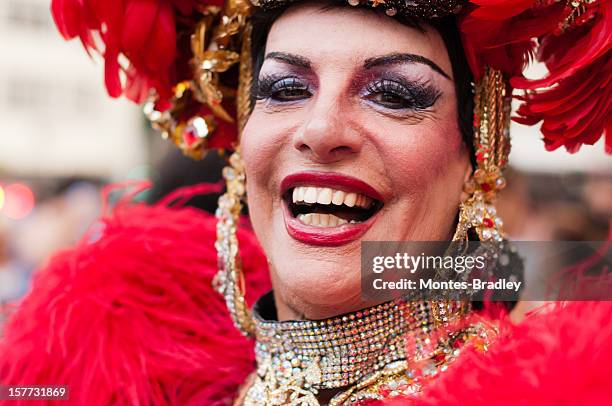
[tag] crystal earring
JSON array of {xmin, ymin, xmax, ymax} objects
[
  {"xmin": 213, "ymin": 149, "xmax": 256, "ymax": 337},
  {"xmin": 212, "ymin": 20, "xmax": 257, "ymax": 337}
]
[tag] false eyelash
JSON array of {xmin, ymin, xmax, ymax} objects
[
  {"xmin": 253, "ymin": 73, "xmax": 309, "ymax": 101},
  {"xmin": 364, "ymin": 77, "xmax": 441, "ymax": 110}
]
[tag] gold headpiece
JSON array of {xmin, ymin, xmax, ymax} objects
[{"xmin": 144, "ymin": 0, "xmax": 253, "ymax": 160}]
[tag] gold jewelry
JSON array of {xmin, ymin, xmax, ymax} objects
[
  {"xmin": 438, "ymin": 67, "xmax": 511, "ymax": 345},
  {"xmin": 454, "ymin": 67, "xmax": 511, "ymax": 242},
  {"xmin": 212, "ymin": 2, "xmax": 256, "ymax": 337},
  {"xmin": 243, "ymin": 297, "xmax": 492, "ymax": 405},
  {"xmin": 557, "ymin": 0, "xmax": 599, "ymax": 34},
  {"xmin": 143, "ymin": 0, "xmax": 252, "ymax": 159}
]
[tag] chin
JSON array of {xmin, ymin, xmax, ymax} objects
[{"xmin": 271, "ymin": 252, "xmax": 364, "ymax": 317}]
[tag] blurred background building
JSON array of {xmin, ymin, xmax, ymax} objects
[
  {"xmin": 0, "ymin": 0, "xmax": 610, "ymax": 323},
  {"xmin": 0, "ymin": 0, "xmax": 148, "ymax": 315}
]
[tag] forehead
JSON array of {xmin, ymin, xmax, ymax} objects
[{"xmin": 265, "ymin": 3, "xmax": 451, "ymax": 73}]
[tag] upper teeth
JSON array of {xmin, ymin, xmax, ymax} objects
[{"xmin": 292, "ymin": 186, "xmax": 373, "ymax": 208}]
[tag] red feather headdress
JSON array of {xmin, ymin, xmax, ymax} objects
[{"xmin": 49, "ymin": 0, "xmax": 611, "ymax": 155}]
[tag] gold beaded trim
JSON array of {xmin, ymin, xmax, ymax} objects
[{"xmin": 251, "ymin": 0, "xmax": 466, "ymax": 19}]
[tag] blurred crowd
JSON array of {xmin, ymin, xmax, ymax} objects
[
  {"xmin": 0, "ymin": 180, "xmax": 102, "ymax": 319},
  {"xmin": 499, "ymin": 169, "xmax": 611, "ymax": 241}
]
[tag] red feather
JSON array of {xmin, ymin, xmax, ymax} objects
[
  {"xmin": 0, "ymin": 182, "xmax": 271, "ymax": 405},
  {"xmin": 470, "ymin": 0, "xmax": 536, "ymax": 20},
  {"xmin": 124, "ymin": 65, "xmax": 155, "ymax": 103},
  {"xmin": 104, "ymin": 48, "xmax": 123, "ymax": 97},
  {"xmin": 511, "ymin": 2, "xmax": 611, "ymax": 153},
  {"xmin": 49, "ymin": 0, "xmax": 195, "ymax": 102},
  {"xmin": 51, "ymin": 0, "xmax": 82, "ymax": 39},
  {"xmin": 121, "ymin": 0, "xmax": 176, "ymax": 72},
  {"xmin": 375, "ymin": 302, "xmax": 612, "ymax": 405},
  {"xmin": 461, "ymin": 0, "xmax": 611, "ymax": 154}
]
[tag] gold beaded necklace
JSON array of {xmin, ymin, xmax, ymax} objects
[{"xmin": 241, "ymin": 295, "xmax": 495, "ymax": 405}]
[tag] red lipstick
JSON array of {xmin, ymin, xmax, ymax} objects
[{"xmin": 281, "ymin": 171, "xmax": 384, "ymax": 246}]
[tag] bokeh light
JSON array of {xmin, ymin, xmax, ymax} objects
[
  {"xmin": 2, "ymin": 183, "xmax": 35, "ymax": 220},
  {"xmin": 0, "ymin": 185, "xmax": 5, "ymax": 212}
]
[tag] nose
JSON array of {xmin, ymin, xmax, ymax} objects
[{"xmin": 293, "ymin": 96, "xmax": 363, "ymax": 163}]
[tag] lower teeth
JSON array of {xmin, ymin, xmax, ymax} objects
[{"xmin": 297, "ymin": 213, "xmax": 359, "ymax": 227}]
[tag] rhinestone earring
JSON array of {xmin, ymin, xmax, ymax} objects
[{"xmin": 213, "ymin": 149, "xmax": 256, "ymax": 337}]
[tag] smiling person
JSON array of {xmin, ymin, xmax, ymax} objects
[
  {"xmin": 1, "ymin": 0, "xmax": 611, "ymax": 405},
  {"xmin": 244, "ymin": 4, "xmax": 474, "ymax": 321}
]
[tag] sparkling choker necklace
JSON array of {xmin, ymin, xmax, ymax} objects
[{"xmin": 242, "ymin": 293, "xmax": 491, "ymax": 405}]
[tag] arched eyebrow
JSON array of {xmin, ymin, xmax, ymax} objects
[
  {"xmin": 264, "ymin": 51, "xmax": 450, "ymax": 80},
  {"xmin": 264, "ymin": 52, "xmax": 311, "ymax": 69},
  {"xmin": 364, "ymin": 53, "xmax": 451, "ymax": 80}
]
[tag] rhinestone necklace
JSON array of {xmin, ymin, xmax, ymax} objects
[{"xmin": 242, "ymin": 293, "xmax": 490, "ymax": 405}]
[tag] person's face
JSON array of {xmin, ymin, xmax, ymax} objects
[{"xmin": 241, "ymin": 4, "xmax": 471, "ymax": 318}]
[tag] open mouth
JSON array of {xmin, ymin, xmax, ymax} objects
[{"xmin": 284, "ymin": 186, "xmax": 383, "ymax": 227}]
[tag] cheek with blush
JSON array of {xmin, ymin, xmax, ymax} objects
[
  {"xmin": 372, "ymin": 100, "xmax": 470, "ymax": 240},
  {"xmin": 241, "ymin": 120, "xmax": 279, "ymax": 256}
]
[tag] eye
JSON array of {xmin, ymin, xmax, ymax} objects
[
  {"xmin": 363, "ymin": 79, "xmax": 439, "ymax": 110},
  {"xmin": 364, "ymin": 80, "xmax": 416, "ymax": 110},
  {"xmin": 272, "ymin": 78, "xmax": 311, "ymax": 101},
  {"xmin": 256, "ymin": 75, "xmax": 312, "ymax": 102},
  {"xmin": 370, "ymin": 91, "xmax": 412, "ymax": 109}
]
